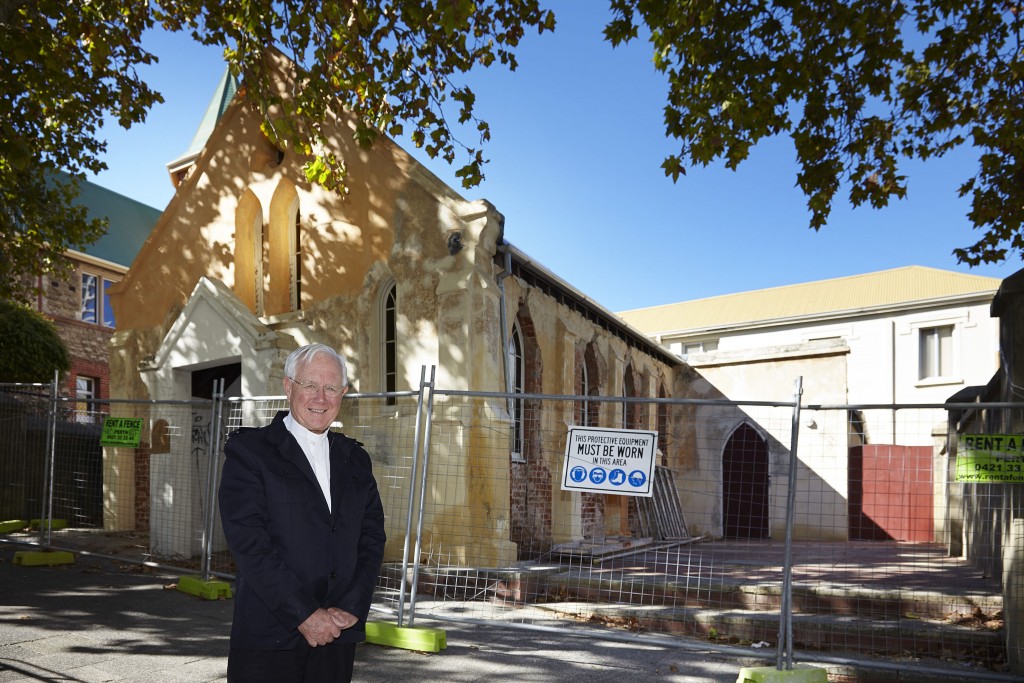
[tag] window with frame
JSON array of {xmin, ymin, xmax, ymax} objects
[
  {"xmin": 509, "ymin": 323, "xmax": 524, "ymax": 461},
  {"xmin": 382, "ymin": 282, "xmax": 397, "ymax": 405},
  {"xmin": 579, "ymin": 362, "xmax": 593, "ymax": 427},
  {"xmin": 657, "ymin": 385, "xmax": 669, "ymax": 467},
  {"xmin": 292, "ymin": 211, "xmax": 302, "ymax": 310},
  {"xmin": 622, "ymin": 364, "xmax": 638, "ymax": 429},
  {"xmin": 80, "ymin": 274, "xmax": 117, "ymax": 328},
  {"xmin": 75, "ymin": 376, "xmax": 97, "ymax": 423},
  {"xmin": 919, "ymin": 325, "xmax": 954, "ymax": 380},
  {"xmin": 683, "ymin": 340, "xmax": 718, "ymax": 355},
  {"xmin": 102, "ymin": 278, "xmax": 115, "ymax": 327},
  {"xmin": 81, "ymin": 273, "xmax": 97, "ymax": 323}
]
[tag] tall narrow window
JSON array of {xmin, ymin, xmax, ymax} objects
[
  {"xmin": 579, "ymin": 362, "xmax": 592, "ymax": 427},
  {"xmin": 81, "ymin": 273, "xmax": 98, "ymax": 323},
  {"xmin": 509, "ymin": 323, "xmax": 524, "ymax": 460},
  {"xmin": 102, "ymin": 279, "xmax": 116, "ymax": 328},
  {"xmin": 621, "ymin": 386, "xmax": 628, "ymax": 427},
  {"xmin": 657, "ymin": 385, "xmax": 669, "ymax": 466},
  {"xmin": 622, "ymin": 363, "xmax": 640, "ymax": 429},
  {"xmin": 919, "ymin": 325, "xmax": 953, "ymax": 379},
  {"xmin": 582, "ymin": 344, "xmax": 600, "ymax": 427},
  {"xmin": 75, "ymin": 376, "xmax": 97, "ymax": 423},
  {"xmin": 234, "ymin": 189, "xmax": 263, "ymax": 314},
  {"xmin": 267, "ymin": 181, "xmax": 299, "ymax": 315},
  {"xmin": 382, "ymin": 283, "xmax": 397, "ymax": 404},
  {"xmin": 293, "ymin": 212, "xmax": 302, "ymax": 310}
]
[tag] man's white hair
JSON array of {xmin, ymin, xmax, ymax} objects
[{"xmin": 284, "ymin": 344, "xmax": 348, "ymax": 386}]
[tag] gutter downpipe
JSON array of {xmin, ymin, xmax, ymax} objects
[{"xmin": 891, "ymin": 320, "xmax": 897, "ymax": 442}]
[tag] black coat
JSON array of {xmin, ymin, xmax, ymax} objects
[{"xmin": 218, "ymin": 411, "xmax": 386, "ymax": 649}]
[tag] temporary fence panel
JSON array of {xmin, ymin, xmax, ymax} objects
[
  {"xmin": 4, "ymin": 379, "xmax": 1024, "ymax": 679},
  {"xmin": 220, "ymin": 391, "xmax": 425, "ymax": 618},
  {"xmin": 403, "ymin": 390, "xmax": 800, "ymax": 643},
  {"xmin": 0, "ymin": 384, "xmax": 54, "ymax": 530},
  {"xmin": 0, "ymin": 386, "xmax": 215, "ymax": 570},
  {"xmin": 398, "ymin": 391, "xmax": 1020, "ymax": 678}
]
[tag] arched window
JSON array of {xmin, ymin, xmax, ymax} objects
[
  {"xmin": 579, "ymin": 361, "xmax": 591, "ymax": 427},
  {"xmin": 292, "ymin": 210, "xmax": 302, "ymax": 310},
  {"xmin": 622, "ymin": 363, "xmax": 636, "ymax": 428},
  {"xmin": 576, "ymin": 349, "xmax": 600, "ymax": 427},
  {"xmin": 268, "ymin": 181, "xmax": 300, "ymax": 315},
  {"xmin": 657, "ymin": 383, "xmax": 669, "ymax": 466},
  {"xmin": 234, "ymin": 189, "xmax": 263, "ymax": 314},
  {"xmin": 509, "ymin": 322, "xmax": 524, "ymax": 461},
  {"xmin": 381, "ymin": 281, "xmax": 397, "ymax": 404}
]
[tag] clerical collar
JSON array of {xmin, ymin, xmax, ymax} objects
[{"xmin": 284, "ymin": 413, "xmax": 329, "ymax": 446}]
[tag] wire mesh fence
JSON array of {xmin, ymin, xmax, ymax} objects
[
  {"xmin": 0, "ymin": 384, "xmax": 214, "ymax": 569},
  {"xmin": 2, "ymin": 379, "xmax": 1023, "ymax": 678}
]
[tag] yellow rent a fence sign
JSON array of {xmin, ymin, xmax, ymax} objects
[
  {"xmin": 100, "ymin": 416, "xmax": 144, "ymax": 448},
  {"xmin": 956, "ymin": 434, "xmax": 1024, "ymax": 483}
]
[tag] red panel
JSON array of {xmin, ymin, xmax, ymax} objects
[{"xmin": 849, "ymin": 445, "xmax": 933, "ymax": 542}]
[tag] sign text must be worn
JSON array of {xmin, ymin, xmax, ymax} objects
[
  {"xmin": 956, "ymin": 434, "xmax": 1024, "ymax": 484},
  {"xmin": 561, "ymin": 426, "xmax": 657, "ymax": 497},
  {"xmin": 100, "ymin": 417, "xmax": 144, "ymax": 448}
]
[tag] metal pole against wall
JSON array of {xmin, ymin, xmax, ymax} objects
[
  {"xmin": 406, "ymin": 365, "xmax": 437, "ymax": 629},
  {"xmin": 200, "ymin": 379, "xmax": 225, "ymax": 581},
  {"xmin": 776, "ymin": 376, "xmax": 804, "ymax": 670},
  {"xmin": 396, "ymin": 366, "xmax": 428, "ymax": 627}
]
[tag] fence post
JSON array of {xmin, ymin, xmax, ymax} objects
[
  {"xmin": 200, "ymin": 379, "xmax": 225, "ymax": 581},
  {"xmin": 406, "ymin": 365, "xmax": 437, "ymax": 629},
  {"xmin": 776, "ymin": 376, "xmax": 804, "ymax": 670},
  {"xmin": 396, "ymin": 367, "xmax": 428, "ymax": 627},
  {"xmin": 39, "ymin": 371, "xmax": 59, "ymax": 546},
  {"xmin": 1004, "ymin": 517, "xmax": 1024, "ymax": 673}
]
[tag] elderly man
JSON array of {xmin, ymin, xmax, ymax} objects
[{"xmin": 219, "ymin": 343, "xmax": 386, "ymax": 682}]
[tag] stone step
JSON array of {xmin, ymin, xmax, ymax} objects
[
  {"xmin": 533, "ymin": 601, "xmax": 1004, "ymax": 663},
  {"xmin": 551, "ymin": 570, "xmax": 1003, "ymax": 622},
  {"xmin": 381, "ymin": 563, "xmax": 1005, "ymax": 664}
]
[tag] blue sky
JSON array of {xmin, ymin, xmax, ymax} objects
[{"xmin": 91, "ymin": 2, "xmax": 1024, "ymax": 313}]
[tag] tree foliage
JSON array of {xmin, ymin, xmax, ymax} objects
[
  {"xmin": 4, "ymin": 0, "xmax": 1021, "ymax": 285},
  {"xmin": 156, "ymin": 0, "xmax": 554, "ymax": 191},
  {"xmin": 604, "ymin": 0, "xmax": 1024, "ymax": 266},
  {"xmin": 1, "ymin": 0, "xmax": 553, "ymax": 302},
  {"xmin": 0, "ymin": 300, "xmax": 70, "ymax": 382},
  {"xmin": 1, "ymin": 0, "xmax": 157, "ymax": 302}
]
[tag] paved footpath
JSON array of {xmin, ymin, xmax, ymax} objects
[{"xmin": 0, "ymin": 547, "xmax": 755, "ymax": 683}]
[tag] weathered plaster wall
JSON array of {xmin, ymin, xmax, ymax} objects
[
  {"xmin": 680, "ymin": 342, "xmax": 851, "ymax": 540},
  {"xmin": 500, "ymin": 275, "xmax": 679, "ymax": 552}
]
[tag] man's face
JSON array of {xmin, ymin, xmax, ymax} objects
[{"xmin": 284, "ymin": 354, "xmax": 348, "ymax": 434}]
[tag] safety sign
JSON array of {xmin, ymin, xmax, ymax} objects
[{"xmin": 561, "ymin": 426, "xmax": 657, "ymax": 497}]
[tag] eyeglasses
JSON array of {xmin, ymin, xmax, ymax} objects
[{"xmin": 287, "ymin": 377, "xmax": 346, "ymax": 398}]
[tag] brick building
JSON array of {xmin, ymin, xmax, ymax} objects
[{"xmin": 30, "ymin": 178, "xmax": 161, "ymax": 419}]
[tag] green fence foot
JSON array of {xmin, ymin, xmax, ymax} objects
[
  {"xmin": 13, "ymin": 550, "xmax": 75, "ymax": 567},
  {"xmin": 29, "ymin": 519, "xmax": 67, "ymax": 531},
  {"xmin": 365, "ymin": 621, "xmax": 447, "ymax": 652},
  {"xmin": 736, "ymin": 664, "xmax": 829, "ymax": 683},
  {"xmin": 176, "ymin": 575, "xmax": 233, "ymax": 600},
  {"xmin": 0, "ymin": 520, "xmax": 27, "ymax": 533}
]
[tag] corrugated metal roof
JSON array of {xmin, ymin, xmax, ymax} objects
[
  {"xmin": 70, "ymin": 177, "xmax": 162, "ymax": 267},
  {"xmin": 617, "ymin": 266, "xmax": 1003, "ymax": 336}
]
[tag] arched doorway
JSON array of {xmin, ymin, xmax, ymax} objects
[{"xmin": 722, "ymin": 423, "xmax": 770, "ymax": 539}]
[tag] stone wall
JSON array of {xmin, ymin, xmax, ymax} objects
[{"xmin": 35, "ymin": 255, "xmax": 124, "ymax": 401}]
